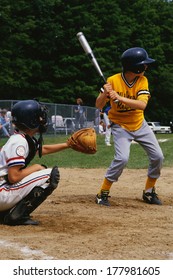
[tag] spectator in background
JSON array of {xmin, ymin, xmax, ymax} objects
[
  {"xmin": 94, "ymin": 108, "xmax": 100, "ymax": 133},
  {"xmin": 74, "ymin": 98, "xmax": 86, "ymax": 130},
  {"xmin": 170, "ymin": 121, "xmax": 173, "ymax": 133},
  {"xmin": 6, "ymin": 109, "xmax": 12, "ymax": 122},
  {"xmin": 101, "ymin": 102, "xmax": 112, "ymax": 146},
  {"xmin": 99, "ymin": 120, "xmax": 106, "ymax": 134},
  {"xmin": 0, "ymin": 109, "xmax": 10, "ymax": 137}
]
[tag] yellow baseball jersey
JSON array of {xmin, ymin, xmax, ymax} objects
[{"xmin": 107, "ymin": 73, "xmax": 150, "ymax": 131}]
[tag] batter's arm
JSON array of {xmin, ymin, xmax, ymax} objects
[
  {"xmin": 109, "ymin": 90, "xmax": 147, "ymax": 110},
  {"xmin": 95, "ymin": 92, "xmax": 107, "ymax": 109},
  {"xmin": 96, "ymin": 83, "xmax": 112, "ymax": 109}
]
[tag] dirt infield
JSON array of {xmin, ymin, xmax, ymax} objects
[{"xmin": 0, "ymin": 167, "xmax": 173, "ymax": 260}]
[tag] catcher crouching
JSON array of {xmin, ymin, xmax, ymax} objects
[{"xmin": 0, "ymin": 100, "xmax": 97, "ymax": 226}]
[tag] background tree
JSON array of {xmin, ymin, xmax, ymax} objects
[{"xmin": 0, "ymin": 0, "xmax": 172, "ymax": 123}]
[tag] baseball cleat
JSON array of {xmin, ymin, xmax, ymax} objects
[
  {"xmin": 142, "ymin": 187, "xmax": 162, "ymax": 205},
  {"xmin": 20, "ymin": 218, "xmax": 39, "ymax": 226},
  {"xmin": 4, "ymin": 215, "xmax": 39, "ymax": 226},
  {"xmin": 95, "ymin": 190, "xmax": 110, "ymax": 206}
]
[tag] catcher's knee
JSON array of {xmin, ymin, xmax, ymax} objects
[
  {"xmin": 3, "ymin": 187, "xmax": 48, "ymax": 225},
  {"xmin": 45, "ymin": 165, "xmax": 60, "ymax": 196}
]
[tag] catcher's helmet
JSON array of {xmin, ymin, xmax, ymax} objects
[
  {"xmin": 121, "ymin": 47, "xmax": 155, "ymax": 74},
  {"xmin": 11, "ymin": 100, "xmax": 48, "ymax": 133}
]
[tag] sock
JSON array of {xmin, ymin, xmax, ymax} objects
[
  {"xmin": 98, "ymin": 178, "xmax": 113, "ymax": 195},
  {"xmin": 145, "ymin": 177, "xmax": 157, "ymax": 192}
]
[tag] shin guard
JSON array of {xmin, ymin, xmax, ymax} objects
[{"xmin": 4, "ymin": 187, "xmax": 47, "ymax": 225}]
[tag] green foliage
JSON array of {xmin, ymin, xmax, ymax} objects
[{"xmin": 0, "ymin": 0, "xmax": 173, "ymax": 120}]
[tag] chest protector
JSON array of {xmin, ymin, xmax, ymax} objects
[{"xmin": 25, "ymin": 135, "xmax": 39, "ymax": 166}]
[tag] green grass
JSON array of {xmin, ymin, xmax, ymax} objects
[
  {"xmin": 31, "ymin": 133, "xmax": 173, "ymax": 169},
  {"xmin": 1, "ymin": 133, "xmax": 173, "ymax": 169}
]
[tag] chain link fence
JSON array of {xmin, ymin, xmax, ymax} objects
[{"xmin": 0, "ymin": 100, "xmax": 100, "ymax": 136}]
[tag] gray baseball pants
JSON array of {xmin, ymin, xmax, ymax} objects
[{"xmin": 105, "ymin": 120, "xmax": 164, "ymax": 182}]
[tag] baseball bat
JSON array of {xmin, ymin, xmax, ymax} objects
[
  {"xmin": 77, "ymin": 32, "xmax": 118, "ymax": 102},
  {"xmin": 77, "ymin": 32, "xmax": 106, "ymax": 84}
]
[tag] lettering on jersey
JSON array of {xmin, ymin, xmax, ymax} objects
[
  {"xmin": 117, "ymin": 91, "xmax": 135, "ymax": 112},
  {"xmin": 16, "ymin": 146, "xmax": 25, "ymax": 156}
]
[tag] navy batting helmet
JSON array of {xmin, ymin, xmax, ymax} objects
[
  {"xmin": 11, "ymin": 100, "xmax": 48, "ymax": 133},
  {"xmin": 121, "ymin": 47, "xmax": 155, "ymax": 74}
]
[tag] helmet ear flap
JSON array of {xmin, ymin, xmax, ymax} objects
[{"xmin": 127, "ymin": 64, "xmax": 146, "ymax": 74}]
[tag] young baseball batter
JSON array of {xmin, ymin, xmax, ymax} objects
[
  {"xmin": 0, "ymin": 99, "xmax": 69, "ymax": 226},
  {"xmin": 95, "ymin": 47, "xmax": 164, "ymax": 206}
]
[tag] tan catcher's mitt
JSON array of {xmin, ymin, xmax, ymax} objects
[{"xmin": 67, "ymin": 127, "xmax": 97, "ymax": 154}]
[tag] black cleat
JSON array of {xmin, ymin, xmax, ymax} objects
[
  {"xmin": 4, "ymin": 215, "xmax": 39, "ymax": 226},
  {"xmin": 95, "ymin": 190, "xmax": 110, "ymax": 206},
  {"xmin": 19, "ymin": 218, "xmax": 39, "ymax": 226},
  {"xmin": 143, "ymin": 187, "xmax": 162, "ymax": 205}
]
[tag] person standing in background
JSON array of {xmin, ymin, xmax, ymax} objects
[
  {"xmin": 101, "ymin": 101, "xmax": 112, "ymax": 146},
  {"xmin": 0, "ymin": 109, "xmax": 10, "ymax": 137},
  {"xmin": 74, "ymin": 98, "xmax": 86, "ymax": 130}
]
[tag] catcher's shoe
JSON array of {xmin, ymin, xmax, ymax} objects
[
  {"xmin": 95, "ymin": 190, "xmax": 110, "ymax": 206},
  {"xmin": 4, "ymin": 215, "xmax": 39, "ymax": 226},
  {"xmin": 20, "ymin": 218, "xmax": 39, "ymax": 226},
  {"xmin": 142, "ymin": 187, "xmax": 162, "ymax": 205}
]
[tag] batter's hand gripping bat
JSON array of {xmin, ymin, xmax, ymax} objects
[{"xmin": 76, "ymin": 32, "xmax": 118, "ymax": 102}]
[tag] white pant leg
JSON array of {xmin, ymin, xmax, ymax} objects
[
  {"xmin": 0, "ymin": 168, "xmax": 52, "ymax": 211},
  {"xmin": 103, "ymin": 113, "xmax": 111, "ymax": 145}
]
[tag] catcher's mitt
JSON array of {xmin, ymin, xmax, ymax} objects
[{"xmin": 67, "ymin": 127, "xmax": 97, "ymax": 154}]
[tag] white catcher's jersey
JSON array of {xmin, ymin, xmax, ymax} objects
[
  {"xmin": 0, "ymin": 133, "xmax": 52, "ymax": 212},
  {"xmin": 0, "ymin": 133, "xmax": 28, "ymax": 177}
]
